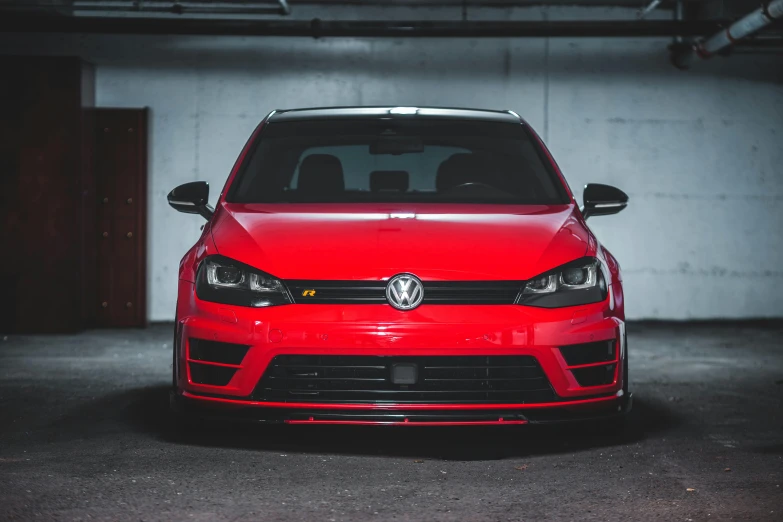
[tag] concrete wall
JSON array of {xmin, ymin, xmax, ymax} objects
[{"xmin": 1, "ymin": 6, "xmax": 782, "ymax": 320}]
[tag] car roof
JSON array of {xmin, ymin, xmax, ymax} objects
[{"xmin": 267, "ymin": 106, "xmax": 523, "ymax": 124}]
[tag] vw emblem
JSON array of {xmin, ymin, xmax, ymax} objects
[{"xmin": 386, "ymin": 274, "xmax": 424, "ymax": 311}]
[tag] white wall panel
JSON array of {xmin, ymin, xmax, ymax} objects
[{"xmin": 1, "ymin": 5, "xmax": 780, "ymax": 320}]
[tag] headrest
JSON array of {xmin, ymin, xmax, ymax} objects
[
  {"xmin": 436, "ymin": 153, "xmax": 488, "ymax": 192},
  {"xmin": 298, "ymin": 154, "xmax": 345, "ymax": 194},
  {"xmin": 370, "ymin": 170, "xmax": 409, "ymax": 192}
]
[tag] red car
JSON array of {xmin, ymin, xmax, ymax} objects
[{"xmin": 168, "ymin": 107, "xmax": 631, "ymax": 427}]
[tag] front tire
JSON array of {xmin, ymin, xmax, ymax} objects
[
  {"xmin": 170, "ymin": 316, "xmax": 196, "ymax": 432},
  {"xmin": 172, "ymin": 319, "xmax": 178, "ymax": 390},
  {"xmin": 583, "ymin": 333, "xmax": 630, "ymax": 436},
  {"xmin": 622, "ymin": 331, "xmax": 629, "ymax": 397}
]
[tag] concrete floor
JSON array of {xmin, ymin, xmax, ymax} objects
[{"xmin": 0, "ymin": 323, "xmax": 781, "ymax": 521}]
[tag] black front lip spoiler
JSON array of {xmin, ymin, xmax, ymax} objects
[{"xmin": 170, "ymin": 390, "xmax": 632, "ymax": 425}]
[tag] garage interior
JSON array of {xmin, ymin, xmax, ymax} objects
[{"xmin": 0, "ymin": 0, "xmax": 781, "ymax": 520}]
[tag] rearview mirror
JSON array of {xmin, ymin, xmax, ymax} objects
[
  {"xmin": 581, "ymin": 183, "xmax": 628, "ymax": 220},
  {"xmin": 167, "ymin": 181, "xmax": 214, "ymax": 221},
  {"xmin": 370, "ymin": 136, "xmax": 424, "ymax": 155}
]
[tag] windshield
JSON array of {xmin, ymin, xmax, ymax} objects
[{"xmin": 227, "ymin": 119, "xmax": 569, "ymax": 205}]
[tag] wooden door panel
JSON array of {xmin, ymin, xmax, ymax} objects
[
  {"xmin": 0, "ymin": 57, "xmax": 93, "ymax": 333},
  {"xmin": 94, "ymin": 108, "xmax": 147, "ymax": 328}
]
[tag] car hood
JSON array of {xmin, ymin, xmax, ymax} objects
[{"xmin": 211, "ymin": 203, "xmax": 590, "ymax": 281}]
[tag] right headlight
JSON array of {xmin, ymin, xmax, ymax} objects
[
  {"xmin": 196, "ymin": 255, "xmax": 291, "ymax": 308},
  {"xmin": 517, "ymin": 257, "xmax": 608, "ymax": 308}
]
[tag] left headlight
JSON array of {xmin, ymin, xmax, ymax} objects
[
  {"xmin": 196, "ymin": 255, "xmax": 291, "ymax": 307},
  {"xmin": 517, "ymin": 257, "xmax": 608, "ymax": 308}
]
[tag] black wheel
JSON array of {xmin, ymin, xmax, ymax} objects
[
  {"xmin": 168, "ymin": 387, "xmax": 206, "ymax": 438},
  {"xmin": 172, "ymin": 320, "xmax": 178, "ymax": 389},
  {"xmin": 172, "ymin": 315, "xmax": 183, "ymax": 391},
  {"xmin": 170, "ymin": 316, "xmax": 195, "ymax": 430},
  {"xmin": 582, "ymin": 334, "xmax": 630, "ymax": 436},
  {"xmin": 622, "ymin": 331, "xmax": 629, "ymax": 396}
]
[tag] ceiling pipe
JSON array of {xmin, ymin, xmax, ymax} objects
[
  {"xmin": 671, "ymin": 0, "xmax": 783, "ymax": 68},
  {"xmin": 637, "ymin": 0, "xmax": 663, "ymax": 20},
  {"xmin": 72, "ymin": 1, "xmax": 291, "ymax": 16},
  {"xmin": 0, "ymin": 13, "xmax": 730, "ymax": 37}
]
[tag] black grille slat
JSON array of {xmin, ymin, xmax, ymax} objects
[
  {"xmin": 273, "ymin": 365, "xmax": 387, "ymax": 370},
  {"xmin": 423, "ymin": 377, "xmax": 547, "ymax": 382},
  {"xmin": 268, "ymin": 388, "xmax": 554, "ymax": 395},
  {"xmin": 266, "ymin": 376, "xmax": 388, "ymax": 382},
  {"xmin": 262, "ymin": 391, "xmax": 556, "ymax": 400},
  {"xmin": 287, "ymin": 281, "xmax": 387, "ymax": 305},
  {"xmin": 254, "ymin": 355, "xmax": 556, "ymax": 403},
  {"xmin": 423, "ymin": 364, "xmax": 533, "ymax": 367},
  {"xmin": 286, "ymin": 280, "xmax": 523, "ymax": 305},
  {"xmin": 423, "ymin": 282, "xmax": 522, "ymax": 305}
]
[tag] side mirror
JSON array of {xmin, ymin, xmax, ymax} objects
[
  {"xmin": 581, "ymin": 183, "xmax": 628, "ymax": 220},
  {"xmin": 167, "ymin": 181, "xmax": 214, "ymax": 221}
]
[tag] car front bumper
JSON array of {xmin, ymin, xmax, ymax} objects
[{"xmin": 175, "ymin": 279, "xmax": 629, "ymax": 425}]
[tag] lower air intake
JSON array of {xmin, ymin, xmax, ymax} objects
[
  {"xmin": 189, "ymin": 338, "xmax": 250, "ymax": 365},
  {"xmin": 571, "ymin": 364, "xmax": 616, "ymax": 387},
  {"xmin": 187, "ymin": 338, "xmax": 250, "ymax": 386},
  {"xmin": 558, "ymin": 340, "xmax": 616, "ymax": 366},
  {"xmin": 254, "ymin": 355, "xmax": 556, "ymax": 404},
  {"xmin": 189, "ymin": 363, "xmax": 236, "ymax": 386}
]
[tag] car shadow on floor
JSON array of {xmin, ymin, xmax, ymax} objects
[{"xmin": 46, "ymin": 385, "xmax": 681, "ymax": 461}]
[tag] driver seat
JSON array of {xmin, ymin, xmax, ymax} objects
[{"xmin": 436, "ymin": 153, "xmax": 494, "ymax": 192}]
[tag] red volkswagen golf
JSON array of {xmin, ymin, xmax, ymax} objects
[{"xmin": 168, "ymin": 107, "xmax": 630, "ymax": 427}]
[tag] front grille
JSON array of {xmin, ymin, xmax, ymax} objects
[
  {"xmin": 286, "ymin": 280, "xmax": 524, "ymax": 305},
  {"xmin": 254, "ymin": 355, "xmax": 556, "ymax": 404}
]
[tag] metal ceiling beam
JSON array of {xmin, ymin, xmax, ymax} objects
[
  {"xmin": 71, "ymin": 1, "xmax": 291, "ymax": 16},
  {"xmin": 288, "ymin": 0, "xmax": 703, "ymax": 5},
  {"xmin": 0, "ymin": 13, "xmax": 729, "ymax": 37}
]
